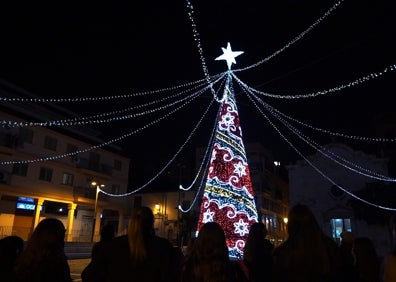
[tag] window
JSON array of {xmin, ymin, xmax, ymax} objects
[
  {"xmin": 330, "ymin": 218, "xmax": 352, "ymax": 244},
  {"xmin": 114, "ymin": 160, "xmax": 122, "ymax": 171},
  {"xmin": 19, "ymin": 128, "xmax": 34, "ymax": 144},
  {"xmin": 39, "ymin": 167, "xmax": 53, "ymax": 182},
  {"xmin": 62, "ymin": 173, "xmax": 74, "ymax": 185},
  {"xmin": 44, "ymin": 136, "xmax": 57, "ymax": 151},
  {"xmin": 12, "ymin": 163, "xmax": 28, "ymax": 176}
]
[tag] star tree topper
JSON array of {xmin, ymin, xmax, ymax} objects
[{"xmin": 215, "ymin": 42, "xmax": 244, "ymax": 70}]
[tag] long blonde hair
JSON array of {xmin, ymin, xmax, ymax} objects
[{"xmin": 127, "ymin": 206, "xmax": 155, "ymax": 265}]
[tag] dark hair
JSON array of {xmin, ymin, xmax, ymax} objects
[
  {"xmin": 274, "ymin": 204, "xmax": 337, "ymax": 279},
  {"xmin": 182, "ymin": 222, "xmax": 231, "ymax": 281},
  {"xmin": 100, "ymin": 224, "xmax": 115, "ymax": 241},
  {"xmin": 14, "ymin": 218, "xmax": 68, "ymax": 280},
  {"xmin": 243, "ymin": 222, "xmax": 270, "ymax": 262},
  {"xmin": 0, "ymin": 235, "xmax": 25, "ymax": 273},
  {"xmin": 127, "ymin": 206, "xmax": 155, "ymax": 265}
]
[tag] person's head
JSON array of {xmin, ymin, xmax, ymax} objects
[
  {"xmin": 287, "ymin": 204, "xmax": 321, "ymax": 239},
  {"xmin": 14, "ymin": 218, "xmax": 66, "ymax": 280},
  {"xmin": 0, "ymin": 235, "xmax": 24, "ymax": 265},
  {"xmin": 193, "ymin": 221, "xmax": 229, "ymax": 261},
  {"xmin": 100, "ymin": 224, "xmax": 115, "ymax": 241},
  {"xmin": 181, "ymin": 222, "xmax": 231, "ymax": 282},
  {"xmin": 248, "ymin": 222, "xmax": 268, "ymax": 240},
  {"xmin": 243, "ymin": 222, "xmax": 270, "ymax": 261},
  {"xmin": 128, "ymin": 206, "xmax": 154, "ymax": 238},
  {"xmin": 127, "ymin": 206, "xmax": 155, "ymax": 264},
  {"xmin": 28, "ymin": 218, "xmax": 66, "ymax": 248}
]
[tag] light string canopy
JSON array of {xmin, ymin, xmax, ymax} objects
[
  {"xmin": 234, "ymin": 0, "xmax": 345, "ymax": 73},
  {"xmin": 1, "ymin": 76, "xmax": 226, "ymax": 128},
  {"xmin": 234, "ymin": 64, "xmax": 396, "ymax": 100},
  {"xmin": 239, "ymin": 81, "xmax": 396, "ymax": 211},
  {"xmin": 185, "ymin": 0, "xmax": 220, "ymax": 101},
  {"xmin": 0, "ymin": 74, "xmax": 223, "ymax": 103},
  {"xmin": 243, "ymin": 87, "xmax": 396, "ymax": 182},
  {"xmin": 179, "ymin": 77, "xmax": 229, "ymax": 192},
  {"xmin": 179, "ymin": 101, "xmax": 222, "ymax": 213},
  {"xmin": 0, "ymin": 86, "xmax": 212, "ymax": 166},
  {"xmin": 232, "ymin": 72, "xmax": 396, "ymax": 143},
  {"xmin": 99, "ymin": 97, "xmax": 217, "ymax": 197}
]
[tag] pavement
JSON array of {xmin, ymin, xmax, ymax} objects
[{"xmin": 68, "ymin": 258, "xmax": 91, "ymax": 282}]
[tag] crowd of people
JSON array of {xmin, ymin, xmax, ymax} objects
[{"xmin": 1, "ymin": 204, "xmax": 396, "ymax": 281}]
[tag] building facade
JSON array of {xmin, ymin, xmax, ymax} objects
[
  {"xmin": 0, "ymin": 107, "xmax": 130, "ymax": 242},
  {"xmin": 287, "ymin": 143, "xmax": 393, "ymax": 257}
]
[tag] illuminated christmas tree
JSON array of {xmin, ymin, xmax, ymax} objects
[{"xmin": 196, "ymin": 45, "xmax": 258, "ymax": 259}]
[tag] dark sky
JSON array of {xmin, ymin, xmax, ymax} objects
[{"xmin": 1, "ymin": 1, "xmax": 395, "ymax": 183}]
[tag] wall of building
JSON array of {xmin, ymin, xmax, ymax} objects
[
  {"xmin": 287, "ymin": 143, "xmax": 392, "ymax": 257},
  {"xmin": 0, "ymin": 110, "xmax": 131, "ymax": 241}
]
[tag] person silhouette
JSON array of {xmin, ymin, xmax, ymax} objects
[
  {"xmin": 181, "ymin": 221, "xmax": 248, "ymax": 282},
  {"xmin": 338, "ymin": 231, "xmax": 358, "ymax": 281},
  {"xmin": 13, "ymin": 218, "xmax": 72, "ymax": 282},
  {"xmin": 90, "ymin": 224, "xmax": 115, "ymax": 258},
  {"xmin": 243, "ymin": 222, "xmax": 274, "ymax": 282},
  {"xmin": 82, "ymin": 206, "xmax": 180, "ymax": 282},
  {"xmin": 0, "ymin": 235, "xmax": 24, "ymax": 282},
  {"xmin": 353, "ymin": 236, "xmax": 380, "ymax": 282},
  {"xmin": 382, "ymin": 213, "xmax": 396, "ymax": 282},
  {"xmin": 272, "ymin": 204, "xmax": 340, "ymax": 282}
]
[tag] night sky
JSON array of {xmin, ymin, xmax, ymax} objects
[{"xmin": 1, "ymin": 1, "xmax": 395, "ymax": 184}]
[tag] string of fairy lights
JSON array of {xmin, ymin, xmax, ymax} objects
[
  {"xmin": 0, "ymin": 75, "xmax": 223, "ymax": 103},
  {"xmin": 178, "ymin": 103, "xmax": 221, "ymax": 213},
  {"xmin": 241, "ymin": 79, "xmax": 396, "ymax": 211},
  {"xmin": 99, "ymin": 97, "xmax": 218, "ymax": 197},
  {"xmin": 1, "ymin": 75, "xmax": 225, "ymax": 128},
  {"xmin": 1, "ymin": 0, "xmax": 395, "ymax": 211},
  {"xmin": 0, "ymin": 82, "xmax": 217, "ymax": 165},
  {"xmin": 234, "ymin": 78, "xmax": 396, "ymax": 182},
  {"xmin": 232, "ymin": 73, "xmax": 396, "ymax": 143}
]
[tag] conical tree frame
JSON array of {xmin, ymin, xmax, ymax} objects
[{"xmin": 196, "ymin": 84, "xmax": 258, "ymax": 259}]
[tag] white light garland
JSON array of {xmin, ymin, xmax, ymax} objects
[
  {"xmin": 235, "ymin": 0, "xmax": 345, "ymax": 73},
  {"xmin": 0, "ymin": 75, "xmax": 221, "ymax": 103},
  {"xmin": 1, "ymin": 89, "xmax": 206, "ymax": 165},
  {"xmin": 185, "ymin": 0, "xmax": 220, "ymax": 101},
  {"xmin": 233, "ymin": 64, "xmax": 396, "ymax": 99},
  {"xmin": 1, "ymin": 76, "xmax": 225, "ymax": 128},
  {"xmin": 99, "ymin": 98, "xmax": 216, "ymax": 197},
  {"xmin": 247, "ymin": 90, "xmax": 396, "ymax": 182},
  {"xmin": 241, "ymin": 83, "xmax": 396, "ymax": 211}
]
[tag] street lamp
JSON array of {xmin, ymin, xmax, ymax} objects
[{"xmin": 91, "ymin": 181, "xmax": 105, "ymax": 242}]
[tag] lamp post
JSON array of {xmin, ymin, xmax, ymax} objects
[{"xmin": 91, "ymin": 181, "xmax": 105, "ymax": 242}]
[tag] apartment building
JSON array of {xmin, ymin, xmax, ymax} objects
[{"xmin": 0, "ymin": 89, "xmax": 130, "ymax": 242}]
